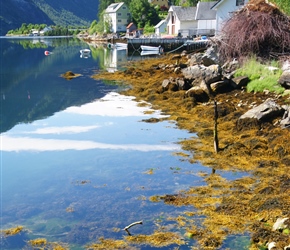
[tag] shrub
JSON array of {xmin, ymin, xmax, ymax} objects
[{"xmin": 234, "ymin": 56, "xmax": 285, "ymax": 94}]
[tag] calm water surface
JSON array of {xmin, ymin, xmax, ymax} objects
[{"xmin": 0, "ymin": 37, "xmax": 247, "ymax": 249}]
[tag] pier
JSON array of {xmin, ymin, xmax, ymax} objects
[{"xmin": 126, "ymin": 38, "xmax": 209, "ymax": 53}]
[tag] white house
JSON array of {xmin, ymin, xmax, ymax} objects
[
  {"xmin": 40, "ymin": 26, "xmax": 53, "ymax": 35},
  {"xmin": 166, "ymin": 6, "xmax": 197, "ymax": 36},
  {"xmin": 155, "ymin": 19, "xmax": 167, "ymax": 36},
  {"xmin": 195, "ymin": 1, "xmax": 217, "ymax": 36},
  {"xmin": 211, "ymin": 0, "xmax": 249, "ymax": 35},
  {"xmin": 104, "ymin": 2, "xmax": 131, "ymax": 33},
  {"xmin": 166, "ymin": 1, "xmax": 217, "ymax": 38}
]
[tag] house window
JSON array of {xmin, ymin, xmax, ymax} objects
[
  {"xmin": 118, "ymin": 13, "xmax": 121, "ymax": 16},
  {"xmin": 118, "ymin": 19, "xmax": 122, "ymax": 22},
  {"xmin": 236, "ymin": 0, "xmax": 244, "ymax": 6}
]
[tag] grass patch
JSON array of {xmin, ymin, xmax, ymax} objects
[{"xmin": 234, "ymin": 56, "xmax": 285, "ymax": 94}]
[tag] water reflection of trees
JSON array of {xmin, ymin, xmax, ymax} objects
[{"xmin": 0, "ymin": 38, "xmax": 118, "ymax": 133}]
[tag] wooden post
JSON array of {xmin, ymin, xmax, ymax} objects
[{"xmin": 213, "ymin": 99, "xmax": 219, "ymax": 153}]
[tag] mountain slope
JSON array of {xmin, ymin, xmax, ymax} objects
[{"xmin": 0, "ymin": 0, "xmax": 99, "ymax": 35}]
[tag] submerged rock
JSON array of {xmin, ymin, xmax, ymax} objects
[{"xmin": 61, "ymin": 71, "xmax": 82, "ymax": 80}]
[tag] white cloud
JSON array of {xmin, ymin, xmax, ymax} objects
[
  {"xmin": 64, "ymin": 92, "xmax": 164, "ymax": 117},
  {"xmin": 23, "ymin": 125, "xmax": 100, "ymax": 134},
  {"xmin": 0, "ymin": 135, "xmax": 180, "ymax": 152}
]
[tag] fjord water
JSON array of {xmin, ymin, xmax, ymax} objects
[{"xmin": 0, "ymin": 37, "xmax": 209, "ymax": 249}]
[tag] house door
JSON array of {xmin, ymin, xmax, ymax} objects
[{"xmin": 172, "ymin": 25, "xmax": 175, "ymax": 35}]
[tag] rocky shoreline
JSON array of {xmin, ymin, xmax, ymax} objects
[{"xmin": 92, "ymin": 46, "xmax": 290, "ymax": 249}]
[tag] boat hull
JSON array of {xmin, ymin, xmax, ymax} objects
[{"xmin": 140, "ymin": 45, "xmax": 160, "ymax": 51}]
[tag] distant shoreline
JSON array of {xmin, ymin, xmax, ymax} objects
[{"xmin": 0, "ymin": 35, "xmax": 74, "ymax": 39}]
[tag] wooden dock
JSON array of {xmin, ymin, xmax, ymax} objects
[{"xmin": 127, "ymin": 38, "xmax": 208, "ymax": 53}]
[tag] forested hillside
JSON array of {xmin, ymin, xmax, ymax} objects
[{"xmin": 0, "ymin": 0, "xmax": 99, "ymax": 35}]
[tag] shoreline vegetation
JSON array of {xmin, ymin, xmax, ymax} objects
[{"xmin": 90, "ymin": 46, "xmax": 290, "ymax": 248}]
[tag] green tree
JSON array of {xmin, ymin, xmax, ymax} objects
[{"xmin": 129, "ymin": 0, "xmax": 160, "ymax": 28}]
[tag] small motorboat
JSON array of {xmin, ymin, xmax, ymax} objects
[
  {"xmin": 80, "ymin": 49, "xmax": 91, "ymax": 54},
  {"xmin": 140, "ymin": 50, "xmax": 161, "ymax": 56},
  {"xmin": 107, "ymin": 43, "xmax": 127, "ymax": 50},
  {"xmin": 140, "ymin": 45, "xmax": 163, "ymax": 54},
  {"xmin": 140, "ymin": 45, "xmax": 160, "ymax": 51}
]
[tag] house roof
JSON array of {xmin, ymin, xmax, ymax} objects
[
  {"xmin": 155, "ymin": 19, "xmax": 166, "ymax": 28},
  {"xmin": 169, "ymin": 6, "xmax": 197, "ymax": 21},
  {"xmin": 105, "ymin": 2, "xmax": 125, "ymax": 13},
  {"xmin": 211, "ymin": 0, "xmax": 223, "ymax": 9},
  {"xmin": 196, "ymin": 1, "xmax": 217, "ymax": 20},
  {"xmin": 127, "ymin": 23, "xmax": 135, "ymax": 28}
]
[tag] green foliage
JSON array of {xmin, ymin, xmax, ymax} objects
[
  {"xmin": 7, "ymin": 23, "xmax": 47, "ymax": 35},
  {"xmin": 234, "ymin": 56, "xmax": 285, "ymax": 94},
  {"xmin": 271, "ymin": 0, "xmax": 290, "ymax": 15},
  {"xmin": 129, "ymin": 0, "xmax": 160, "ymax": 28},
  {"xmin": 143, "ymin": 24, "xmax": 155, "ymax": 34}
]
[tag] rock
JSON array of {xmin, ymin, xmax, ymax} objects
[
  {"xmin": 282, "ymin": 60, "xmax": 290, "ymax": 71},
  {"xmin": 222, "ymin": 58, "xmax": 239, "ymax": 73},
  {"xmin": 176, "ymin": 78, "xmax": 191, "ymax": 90},
  {"xmin": 162, "ymin": 79, "xmax": 178, "ymax": 91},
  {"xmin": 278, "ymin": 70, "xmax": 290, "ymax": 89},
  {"xmin": 239, "ymin": 98, "xmax": 284, "ymax": 122},
  {"xmin": 187, "ymin": 53, "xmax": 203, "ymax": 66},
  {"xmin": 266, "ymin": 242, "xmax": 277, "ymax": 250},
  {"xmin": 231, "ymin": 76, "xmax": 249, "ymax": 89},
  {"xmin": 61, "ymin": 71, "xmax": 82, "ymax": 80},
  {"xmin": 201, "ymin": 45, "xmax": 220, "ymax": 66},
  {"xmin": 272, "ymin": 217, "xmax": 288, "ymax": 231},
  {"xmin": 210, "ymin": 80, "xmax": 233, "ymax": 93},
  {"xmin": 185, "ymin": 86, "xmax": 209, "ymax": 103},
  {"xmin": 280, "ymin": 105, "xmax": 290, "ymax": 129},
  {"xmin": 182, "ymin": 64, "xmax": 222, "ymax": 87}
]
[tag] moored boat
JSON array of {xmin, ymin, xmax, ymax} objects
[
  {"xmin": 140, "ymin": 45, "xmax": 160, "ymax": 51},
  {"xmin": 140, "ymin": 45, "xmax": 164, "ymax": 54},
  {"xmin": 80, "ymin": 49, "xmax": 91, "ymax": 54},
  {"xmin": 107, "ymin": 43, "xmax": 127, "ymax": 50}
]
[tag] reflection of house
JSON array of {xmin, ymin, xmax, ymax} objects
[
  {"xmin": 104, "ymin": 2, "xmax": 131, "ymax": 33},
  {"xmin": 148, "ymin": 0, "xmax": 169, "ymax": 9},
  {"xmin": 211, "ymin": 0, "xmax": 249, "ymax": 34},
  {"xmin": 104, "ymin": 48, "xmax": 128, "ymax": 72},
  {"xmin": 155, "ymin": 20, "xmax": 167, "ymax": 36}
]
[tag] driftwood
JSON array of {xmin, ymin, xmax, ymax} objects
[
  {"xmin": 213, "ymin": 99, "xmax": 219, "ymax": 153},
  {"xmin": 123, "ymin": 221, "xmax": 143, "ymax": 235}
]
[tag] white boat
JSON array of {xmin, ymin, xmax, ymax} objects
[
  {"xmin": 140, "ymin": 50, "xmax": 161, "ymax": 56},
  {"xmin": 107, "ymin": 43, "xmax": 127, "ymax": 50},
  {"xmin": 140, "ymin": 45, "xmax": 161, "ymax": 51},
  {"xmin": 80, "ymin": 49, "xmax": 91, "ymax": 54},
  {"xmin": 115, "ymin": 43, "xmax": 127, "ymax": 49}
]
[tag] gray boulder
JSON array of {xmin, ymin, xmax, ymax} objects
[
  {"xmin": 201, "ymin": 45, "xmax": 219, "ymax": 66},
  {"xmin": 182, "ymin": 64, "xmax": 222, "ymax": 86},
  {"xmin": 280, "ymin": 105, "xmax": 290, "ymax": 129},
  {"xmin": 278, "ymin": 70, "xmax": 290, "ymax": 89},
  {"xmin": 185, "ymin": 86, "xmax": 209, "ymax": 103},
  {"xmin": 231, "ymin": 76, "xmax": 249, "ymax": 89},
  {"xmin": 239, "ymin": 98, "xmax": 284, "ymax": 122}
]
